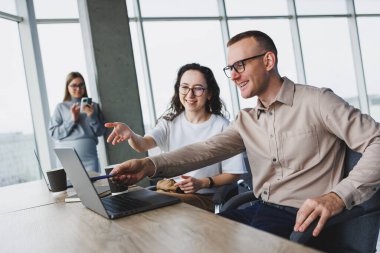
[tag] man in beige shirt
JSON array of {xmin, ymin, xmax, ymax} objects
[{"xmin": 111, "ymin": 31, "xmax": 380, "ymax": 239}]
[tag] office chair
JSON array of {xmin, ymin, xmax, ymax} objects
[
  {"xmin": 221, "ymin": 147, "xmax": 380, "ymax": 253},
  {"xmin": 213, "ymin": 183, "xmax": 239, "ymax": 213}
]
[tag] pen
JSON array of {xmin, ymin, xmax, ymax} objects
[{"xmin": 90, "ymin": 174, "xmax": 114, "ymax": 182}]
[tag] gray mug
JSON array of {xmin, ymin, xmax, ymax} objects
[{"xmin": 46, "ymin": 168, "xmax": 67, "ymax": 192}]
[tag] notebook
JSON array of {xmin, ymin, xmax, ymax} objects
[{"xmin": 54, "ymin": 147, "xmax": 181, "ymax": 219}]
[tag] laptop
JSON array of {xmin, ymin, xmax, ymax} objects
[
  {"xmin": 34, "ymin": 150, "xmax": 111, "ymax": 198},
  {"xmin": 54, "ymin": 147, "xmax": 181, "ymax": 219}
]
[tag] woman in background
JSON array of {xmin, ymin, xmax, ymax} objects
[
  {"xmin": 105, "ymin": 63, "xmax": 246, "ymax": 212},
  {"xmin": 49, "ymin": 72, "xmax": 106, "ymax": 172}
]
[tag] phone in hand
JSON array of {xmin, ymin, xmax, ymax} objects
[{"xmin": 80, "ymin": 97, "xmax": 92, "ymax": 113}]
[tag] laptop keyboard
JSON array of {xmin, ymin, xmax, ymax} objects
[{"xmin": 102, "ymin": 194, "xmax": 150, "ymax": 213}]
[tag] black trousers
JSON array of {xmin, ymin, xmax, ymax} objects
[{"xmin": 219, "ymin": 200, "xmax": 298, "ymax": 239}]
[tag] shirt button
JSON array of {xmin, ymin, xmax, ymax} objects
[
  {"xmin": 351, "ymin": 201, "xmax": 355, "ymax": 205},
  {"xmin": 272, "ymin": 158, "xmax": 277, "ymax": 162},
  {"xmin": 269, "ymin": 112, "xmax": 273, "ymax": 116},
  {"xmin": 263, "ymin": 191, "xmax": 268, "ymax": 195},
  {"xmin": 270, "ymin": 134, "xmax": 274, "ymax": 138}
]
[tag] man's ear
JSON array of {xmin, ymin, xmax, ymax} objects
[{"xmin": 264, "ymin": 51, "xmax": 276, "ymax": 71}]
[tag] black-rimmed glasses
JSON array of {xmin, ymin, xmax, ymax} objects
[
  {"xmin": 179, "ymin": 86, "xmax": 207, "ymax": 97},
  {"xmin": 223, "ymin": 52, "xmax": 267, "ymax": 78},
  {"xmin": 69, "ymin": 83, "xmax": 85, "ymax": 89}
]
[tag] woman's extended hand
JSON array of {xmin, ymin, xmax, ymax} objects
[
  {"xmin": 174, "ymin": 176, "xmax": 208, "ymax": 193},
  {"xmin": 105, "ymin": 122, "xmax": 133, "ymax": 145}
]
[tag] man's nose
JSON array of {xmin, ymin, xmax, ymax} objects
[{"xmin": 230, "ymin": 68, "xmax": 240, "ymax": 81}]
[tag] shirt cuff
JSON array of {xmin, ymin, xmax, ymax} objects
[{"xmin": 332, "ymin": 180, "xmax": 358, "ymax": 209}]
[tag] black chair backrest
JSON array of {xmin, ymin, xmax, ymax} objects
[
  {"xmin": 305, "ymin": 146, "xmax": 380, "ymax": 253},
  {"xmin": 343, "ymin": 147, "xmax": 362, "ymax": 176}
]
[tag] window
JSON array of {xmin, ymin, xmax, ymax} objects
[
  {"xmin": 0, "ymin": 19, "xmax": 39, "ymax": 187},
  {"xmin": 126, "ymin": 0, "xmax": 136, "ymax": 18},
  {"xmin": 228, "ymin": 19, "xmax": 297, "ymax": 109},
  {"xmin": 139, "ymin": 0, "xmax": 219, "ymax": 17},
  {"xmin": 298, "ymin": 18, "xmax": 359, "ymax": 107},
  {"xmin": 33, "ymin": 0, "xmax": 79, "ymax": 19},
  {"xmin": 37, "ymin": 23, "xmax": 88, "ymax": 112},
  {"xmin": 295, "ymin": 0, "xmax": 347, "ymax": 15},
  {"xmin": 225, "ymin": 0, "xmax": 288, "ymax": 16},
  {"xmin": 128, "ymin": 22, "xmax": 151, "ymax": 128},
  {"xmin": 354, "ymin": 0, "xmax": 380, "ymax": 14},
  {"xmin": 357, "ymin": 17, "xmax": 380, "ymax": 121},
  {"xmin": 3, "ymin": 0, "xmax": 380, "ymax": 187},
  {"xmin": 142, "ymin": 21, "xmax": 232, "ymax": 117},
  {"xmin": 0, "ymin": 1, "xmax": 16, "ymax": 15}
]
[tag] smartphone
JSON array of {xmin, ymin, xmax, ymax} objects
[{"xmin": 80, "ymin": 97, "xmax": 92, "ymax": 112}]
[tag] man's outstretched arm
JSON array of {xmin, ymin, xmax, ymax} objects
[{"xmin": 111, "ymin": 158, "xmax": 156, "ymax": 185}]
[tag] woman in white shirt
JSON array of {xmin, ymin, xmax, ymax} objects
[{"xmin": 105, "ymin": 63, "xmax": 246, "ymax": 211}]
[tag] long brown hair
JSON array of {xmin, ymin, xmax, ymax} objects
[
  {"xmin": 161, "ymin": 63, "xmax": 226, "ymax": 121},
  {"xmin": 63, "ymin": 72, "xmax": 88, "ymax": 102}
]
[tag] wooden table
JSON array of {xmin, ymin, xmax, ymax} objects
[
  {"xmin": 0, "ymin": 181, "xmax": 322, "ymax": 253},
  {"xmin": 0, "ymin": 180, "xmax": 63, "ymax": 214}
]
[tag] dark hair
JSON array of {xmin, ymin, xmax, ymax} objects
[
  {"xmin": 63, "ymin": 72, "xmax": 88, "ymax": 102},
  {"xmin": 161, "ymin": 63, "xmax": 226, "ymax": 121},
  {"xmin": 228, "ymin": 30, "xmax": 278, "ymax": 60}
]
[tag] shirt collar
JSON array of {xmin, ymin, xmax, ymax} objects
[
  {"xmin": 254, "ymin": 77, "xmax": 295, "ymax": 119},
  {"xmin": 276, "ymin": 77, "xmax": 295, "ymax": 107}
]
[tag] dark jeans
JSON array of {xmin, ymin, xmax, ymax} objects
[{"xmin": 219, "ymin": 200, "xmax": 298, "ymax": 239}]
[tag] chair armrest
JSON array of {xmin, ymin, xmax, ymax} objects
[
  {"xmin": 220, "ymin": 191, "xmax": 258, "ymax": 212},
  {"xmin": 290, "ymin": 206, "xmax": 366, "ymax": 244},
  {"xmin": 212, "ymin": 183, "xmax": 238, "ymax": 205}
]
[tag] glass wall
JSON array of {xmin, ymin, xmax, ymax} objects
[
  {"xmin": 143, "ymin": 20, "xmax": 231, "ymax": 117},
  {"xmin": 298, "ymin": 18, "xmax": 359, "ymax": 107},
  {"xmin": 33, "ymin": 0, "xmax": 79, "ymax": 19},
  {"xmin": 1, "ymin": 0, "xmax": 380, "ymax": 187},
  {"xmin": 228, "ymin": 20, "xmax": 297, "ymax": 109},
  {"xmin": 37, "ymin": 23, "xmax": 88, "ymax": 113},
  {"xmin": 357, "ymin": 17, "xmax": 380, "ymax": 121},
  {"xmin": 0, "ymin": 18, "xmax": 39, "ymax": 186},
  {"xmin": 129, "ymin": 0, "xmax": 380, "ymax": 122},
  {"xmin": 0, "ymin": 1, "xmax": 16, "ymax": 15},
  {"xmin": 139, "ymin": 0, "xmax": 219, "ymax": 17},
  {"xmin": 225, "ymin": 0, "xmax": 289, "ymax": 16}
]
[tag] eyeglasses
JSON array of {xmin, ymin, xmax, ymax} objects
[
  {"xmin": 179, "ymin": 86, "xmax": 207, "ymax": 97},
  {"xmin": 69, "ymin": 83, "xmax": 85, "ymax": 89},
  {"xmin": 223, "ymin": 52, "xmax": 267, "ymax": 78}
]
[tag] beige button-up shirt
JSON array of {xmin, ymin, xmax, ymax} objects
[{"xmin": 150, "ymin": 77, "xmax": 380, "ymax": 209}]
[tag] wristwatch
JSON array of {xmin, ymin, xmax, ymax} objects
[{"xmin": 208, "ymin": 177, "xmax": 215, "ymax": 188}]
